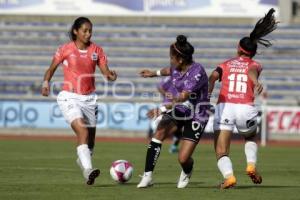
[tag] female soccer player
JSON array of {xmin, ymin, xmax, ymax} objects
[
  {"xmin": 148, "ymin": 77, "xmax": 181, "ymax": 153},
  {"xmin": 208, "ymin": 8, "xmax": 278, "ymax": 189},
  {"xmin": 157, "ymin": 77, "xmax": 182, "ymax": 153},
  {"xmin": 137, "ymin": 35, "xmax": 210, "ymax": 188},
  {"xmin": 41, "ymin": 17, "xmax": 117, "ymax": 185}
]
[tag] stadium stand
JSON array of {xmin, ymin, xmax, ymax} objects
[{"xmin": 0, "ymin": 20, "xmax": 300, "ymax": 105}]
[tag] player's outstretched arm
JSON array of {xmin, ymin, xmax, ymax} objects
[{"xmin": 140, "ymin": 67, "xmax": 171, "ymax": 78}]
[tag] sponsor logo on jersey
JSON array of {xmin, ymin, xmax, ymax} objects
[
  {"xmin": 70, "ymin": 53, "xmax": 76, "ymax": 58},
  {"xmin": 91, "ymin": 52, "xmax": 98, "ymax": 61}
]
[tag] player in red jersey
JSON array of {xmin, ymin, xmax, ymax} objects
[
  {"xmin": 41, "ymin": 17, "xmax": 117, "ymax": 185},
  {"xmin": 208, "ymin": 9, "xmax": 278, "ymax": 189}
]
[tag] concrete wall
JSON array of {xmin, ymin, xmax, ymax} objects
[{"xmin": 0, "ymin": 14, "xmax": 258, "ymax": 25}]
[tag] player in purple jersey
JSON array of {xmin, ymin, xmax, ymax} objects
[
  {"xmin": 147, "ymin": 77, "xmax": 177, "ymax": 139},
  {"xmin": 137, "ymin": 35, "xmax": 210, "ymax": 188},
  {"xmin": 151, "ymin": 77, "xmax": 182, "ymax": 153},
  {"xmin": 158, "ymin": 77, "xmax": 182, "ymax": 153}
]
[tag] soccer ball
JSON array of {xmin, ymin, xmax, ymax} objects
[{"xmin": 110, "ymin": 160, "xmax": 133, "ymax": 183}]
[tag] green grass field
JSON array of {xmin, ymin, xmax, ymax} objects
[{"xmin": 0, "ymin": 139, "xmax": 299, "ymax": 200}]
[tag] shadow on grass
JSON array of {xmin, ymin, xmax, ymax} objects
[
  {"xmin": 94, "ymin": 182, "xmax": 139, "ymax": 188},
  {"xmin": 93, "ymin": 182, "xmax": 300, "ymax": 190},
  {"xmin": 95, "ymin": 181, "xmax": 209, "ymax": 189},
  {"xmin": 235, "ymin": 185, "xmax": 300, "ymax": 189}
]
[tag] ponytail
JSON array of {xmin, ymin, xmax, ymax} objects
[
  {"xmin": 239, "ymin": 8, "xmax": 278, "ymax": 57},
  {"xmin": 249, "ymin": 8, "xmax": 278, "ymax": 47}
]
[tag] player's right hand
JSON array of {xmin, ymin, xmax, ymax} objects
[
  {"xmin": 41, "ymin": 87, "xmax": 49, "ymax": 96},
  {"xmin": 140, "ymin": 69, "xmax": 155, "ymax": 78},
  {"xmin": 165, "ymin": 92, "xmax": 174, "ymax": 101},
  {"xmin": 147, "ymin": 108, "xmax": 161, "ymax": 119},
  {"xmin": 41, "ymin": 81, "xmax": 49, "ymax": 96},
  {"xmin": 106, "ymin": 70, "xmax": 117, "ymax": 81}
]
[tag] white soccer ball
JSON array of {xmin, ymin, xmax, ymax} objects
[{"xmin": 110, "ymin": 160, "xmax": 133, "ymax": 183}]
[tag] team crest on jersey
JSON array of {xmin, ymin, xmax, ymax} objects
[{"xmin": 91, "ymin": 52, "xmax": 98, "ymax": 61}]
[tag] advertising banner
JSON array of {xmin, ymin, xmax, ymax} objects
[
  {"xmin": 0, "ymin": 0, "xmax": 278, "ymax": 17},
  {"xmin": 0, "ymin": 101, "xmax": 155, "ymax": 130},
  {"xmin": 267, "ymin": 106, "xmax": 300, "ymax": 135},
  {"xmin": 0, "ymin": 100, "xmax": 216, "ymax": 133}
]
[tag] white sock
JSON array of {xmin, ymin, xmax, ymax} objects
[
  {"xmin": 217, "ymin": 156, "xmax": 233, "ymax": 178},
  {"xmin": 151, "ymin": 138, "xmax": 162, "ymax": 144},
  {"xmin": 144, "ymin": 171, "xmax": 153, "ymax": 177},
  {"xmin": 77, "ymin": 144, "xmax": 92, "ymax": 170},
  {"xmin": 245, "ymin": 141, "xmax": 257, "ymax": 164}
]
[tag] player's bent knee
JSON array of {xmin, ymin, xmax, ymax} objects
[
  {"xmin": 154, "ymin": 129, "xmax": 167, "ymax": 141},
  {"xmin": 178, "ymin": 154, "xmax": 189, "ymax": 164},
  {"xmin": 216, "ymin": 148, "xmax": 229, "ymax": 159}
]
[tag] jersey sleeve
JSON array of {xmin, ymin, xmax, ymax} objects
[
  {"xmin": 160, "ymin": 77, "xmax": 172, "ymax": 91},
  {"xmin": 96, "ymin": 46, "xmax": 108, "ymax": 67},
  {"xmin": 53, "ymin": 45, "xmax": 65, "ymax": 64},
  {"xmin": 249, "ymin": 62, "xmax": 263, "ymax": 77},
  {"xmin": 183, "ymin": 70, "xmax": 207, "ymax": 93}
]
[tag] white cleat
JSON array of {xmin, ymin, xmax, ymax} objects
[
  {"xmin": 83, "ymin": 168, "xmax": 100, "ymax": 185},
  {"xmin": 137, "ymin": 172, "xmax": 153, "ymax": 188},
  {"xmin": 177, "ymin": 170, "xmax": 192, "ymax": 188}
]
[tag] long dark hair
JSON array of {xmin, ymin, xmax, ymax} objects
[
  {"xmin": 69, "ymin": 17, "xmax": 92, "ymax": 41},
  {"xmin": 170, "ymin": 35, "xmax": 194, "ymax": 64},
  {"xmin": 239, "ymin": 8, "xmax": 278, "ymax": 57}
]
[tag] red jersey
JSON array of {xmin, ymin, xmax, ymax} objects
[
  {"xmin": 217, "ymin": 56, "xmax": 262, "ymax": 104},
  {"xmin": 53, "ymin": 41, "xmax": 107, "ymax": 94}
]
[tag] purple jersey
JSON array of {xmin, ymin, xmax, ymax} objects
[
  {"xmin": 158, "ymin": 77, "xmax": 177, "ymax": 104},
  {"xmin": 171, "ymin": 62, "xmax": 209, "ymax": 122}
]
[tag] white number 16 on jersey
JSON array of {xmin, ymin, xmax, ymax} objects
[{"xmin": 228, "ymin": 73, "xmax": 248, "ymax": 93}]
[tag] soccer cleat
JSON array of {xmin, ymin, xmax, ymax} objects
[
  {"xmin": 177, "ymin": 170, "xmax": 192, "ymax": 188},
  {"xmin": 137, "ymin": 172, "xmax": 153, "ymax": 188},
  {"xmin": 219, "ymin": 175, "xmax": 237, "ymax": 189},
  {"xmin": 169, "ymin": 144, "xmax": 179, "ymax": 154},
  {"xmin": 246, "ymin": 165, "xmax": 262, "ymax": 184},
  {"xmin": 83, "ymin": 168, "xmax": 100, "ymax": 185}
]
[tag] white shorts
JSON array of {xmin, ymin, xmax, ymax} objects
[
  {"xmin": 213, "ymin": 103, "xmax": 258, "ymax": 135},
  {"xmin": 150, "ymin": 115, "xmax": 163, "ymax": 131},
  {"xmin": 57, "ymin": 91, "xmax": 98, "ymax": 126}
]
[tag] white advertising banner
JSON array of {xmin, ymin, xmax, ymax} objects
[
  {"xmin": 267, "ymin": 106, "xmax": 300, "ymax": 135},
  {"xmin": 0, "ymin": 0, "xmax": 278, "ymax": 17}
]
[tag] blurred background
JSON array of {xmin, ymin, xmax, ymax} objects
[{"xmin": 0, "ymin": 0, "xmax": 299, "ymax": 145}]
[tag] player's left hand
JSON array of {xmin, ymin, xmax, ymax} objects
[
  {"xmin": 106, "ymin": 70, "xmax": 117, "ymax": 81},
  {"xmin": 255, "ymin": 82, "xmax": 263, "ymax": 95},
  {"xmin": 147, "ymin": 108, "xmax": 161, "ymax": 119}
]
